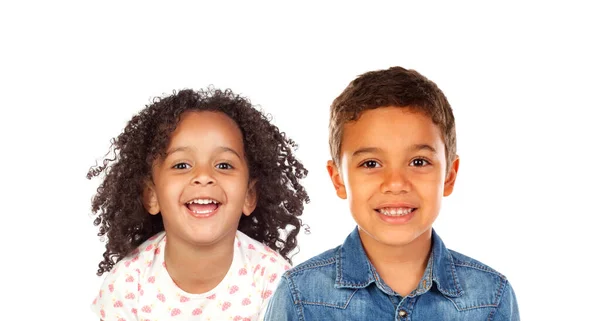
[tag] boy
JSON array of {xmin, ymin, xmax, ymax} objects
[{"xmin": 264, "ymin": 67, "xmax": 519, "ymax": 320}]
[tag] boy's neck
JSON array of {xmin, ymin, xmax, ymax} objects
[
  {"xmin": 359, "ymin": 228, "xmax": 433, "ymax": 297},
  {"xmin": 163, "ymin": 231, "xmax": 236, "ymax": 295}
]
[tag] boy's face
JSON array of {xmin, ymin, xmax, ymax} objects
[{"xmin": 327, "ymin": 107, "xmax": 459, "ymax": 249}]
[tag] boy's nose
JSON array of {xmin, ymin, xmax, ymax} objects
[{"xmin": 380, "ymin": 169, "xmax": 411, "ymax": 194}]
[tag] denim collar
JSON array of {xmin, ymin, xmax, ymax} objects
[{"xmin": 334, "ymin": 227, "xmax": 463, "ymax": 298}]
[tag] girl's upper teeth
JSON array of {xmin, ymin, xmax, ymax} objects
[{"xmin": 188, "ymin": 198, "xmax": 217, "ymax": 205}]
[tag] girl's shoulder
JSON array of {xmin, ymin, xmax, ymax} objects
[
  {"xmin": 234, "ymin": 230, "xmax": 291, "ymax": 281},
  {"xmin": 122, "ymin": 231, "xmax": 167, "ymax": 270},
  {"xmin": 99, "ymin": 231, "xmax": 167, "ymax": 284},
  {"xmin": 235, "ymin": 230, "xmax": 290, "ymax": 266},
  {"xmin": 91, "ymin": 231, "xmax": 167, "ymax": 319},
  {"xmin": 226, "ymin": 231, "xmax": 292, "ymax": 315}
]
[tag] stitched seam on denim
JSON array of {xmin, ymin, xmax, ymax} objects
[
  {"xmin": 406, "ymin": 296, "xmax": 416, "ymax": 318},
  {"xmin": 371, "ymin": 266, "xmax": 395, "ymax": 295},
  {"xmin": 434, "ymin": 252, "xmax": 462, "ymax": 297},
  {"xmin": 286, "ymin": 275, "xmax": 306, "ymax": 321},
  {"xmin": 337, "ymin": 257, "xmax": 374, "ymax": 288},
  {"xmin": 287, "ymin": 257, "xmax": 336, "ymax": 276},
  {"xmin": 299, "ymin": 289, "xmax": 358, "ymax": 310},
  {"xmin": 339, "ymin": 282, "xmax": 371, "ymax": 286},
  {"xmin": 445, "ymin": 295, "xmax": 461, "ymax": 311},
  {"xmin": 299, "ymin": 301, "xmax": 345, "ymax": 308},
  {"xmin": 336, "ymin": 246, "xmax": 343, "ymax": 286},
  {"xmin": 446, "ymin": 297, "xmax": 499, "ymax": 311},
  {"xmin": 487, "ymin": 309, "xmax": 497, "ymax": 321},
  {"xmin": 443, "ymin": 275, "xmax": 503, "ymax": 311},
  {"xmin": 488, "ymin": 277, "xmax": 508, "ymax": 321},
  {"xmin": 344, "ymin": 289, "xmax": 359, "ymax": 309},
  {"xmin": 453, "ymin": 261, "xmax": 505, "ymax": 278},
  {"xmin": 415, "ymin": 254, "xmax": 434, "ymax": 296},
  {"xmin": 458, "ymin": 303, "xmax": 499, "ymax": 311},
  {"xmin": 449, "ymin": 252, "xmax": 462, "ymax": 296}
]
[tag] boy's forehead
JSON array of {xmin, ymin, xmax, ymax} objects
[{"xmin": 339, "ymin": 107, "xmax": 444, "ymax": 154}]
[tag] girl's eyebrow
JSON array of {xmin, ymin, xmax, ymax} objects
[
  {"xmin": 166, "ymin": 146, "xmax": 192, "ymax": 156},
  {"xmin": 217, "ymin": 146, "xmax": 242, "ymax": 160},
  {"xmin": 166, "ymin": 146, "xmax": 243, "ymax": 160}
]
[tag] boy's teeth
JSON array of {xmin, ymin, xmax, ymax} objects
[{"xmin": 378, "ymin": 207, "xmax": 414, "ymax": 216}]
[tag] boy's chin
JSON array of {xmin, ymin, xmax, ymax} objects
[{"xmin": 359, "ymin": 225, "xmax": 432, "ymax": 248}]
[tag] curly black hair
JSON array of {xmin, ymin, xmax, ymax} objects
[{"xmin": 88, "ymin": 88, "xmax": 309, "ymax": 276}]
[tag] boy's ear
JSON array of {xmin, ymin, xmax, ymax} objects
[
  {"xmin": 142, "ymin": 180, "xmax": 161, "ymax": 215},
  {"xmin": 242, "ymin": 179, "xmax": 258, "ymax": 216},
  {"xmin": 443, "ymin": 156, "xmax": 460, "ymax": 197},
  {"xmin": 327, "ymin": 160, "xmax": 347, "ymax": 199}
]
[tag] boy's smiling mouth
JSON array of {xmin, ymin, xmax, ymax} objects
[
  {"xmin": 374, "ymin": 202, "xmax": 418, "ymax": 220},
  {"xmin": 376, "ymin": 207, "xmax": 416, "ymax": 216},
  {"xmin": 185, "ymin": 198, "xmax": 221, "ymax": 216}
]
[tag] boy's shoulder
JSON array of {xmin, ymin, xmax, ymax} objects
[
  {"xmin": 266, "ymin": 230, "xmax": 519, "ymax": 320},
  {"xmin": 288, "ymin": 247, "xmax": 339, "ymax": 273},
  {"xmin": 449, "ymin": 248, "xmax": 506, "ymax": 279},
  {"xmin": 280, "ymin": 230, "xmax": 511, "ymax": 304},
  {"xmin": 445, "ymin": 247, "xmax": 509, "ymax": 296},
  {"xmin": 280, "ymin": 246, "xmax": 340, "ymax": 289}
]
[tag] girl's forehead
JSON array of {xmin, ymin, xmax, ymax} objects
[{"xmin": 168, "ymin": 111, "xmax": 245, "ymax": 151}]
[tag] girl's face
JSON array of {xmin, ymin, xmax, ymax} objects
[{"xmin": 144, "ymin": 111, "xmax": 256, "ymax": 248}]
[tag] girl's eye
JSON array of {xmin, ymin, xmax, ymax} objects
[
  {"xmin": 410, "ymin": 158, "xmax": 430, "ymax": 167},
  {"xmin": 173, "ymin": 163, "xmax": 191, "ymax": 170},
  {"xmin": 216, "ymin": 163, "xmax": 233, "ymax": 170},
  {"xmin": 361, "ymin": 160, "xmax": 381, "ymax": 168}
]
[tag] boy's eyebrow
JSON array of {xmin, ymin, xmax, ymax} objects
[
  {"xmin": 411, "ymin": 144, "xmax": 438, "ymax": 154},
  {"xmin": 351, "ymin": 144, "xmax": 437, "ymax": 157},
  {"xmin": 352, "ymin": 147, "xmax": 383, "ymax": 157}
]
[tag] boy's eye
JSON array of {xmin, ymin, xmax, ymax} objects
[
  {"xmin": 410, "ymin": 158, "xmax": 430, "ymax": 167},
  {"xmin": 173, "ymin": 163, "xmax": 191, "ymax": 170},
  {"xmin": 360, "ymin": 160, "xmax": 381, "ymax": 168},
  {"xmin": 216, "ymin": 163, "xmax": 233, "ymax": 170}
]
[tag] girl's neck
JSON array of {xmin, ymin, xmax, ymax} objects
[
  {"xmin": 163, "ymin": 231, "xmax": 236, "ymax": 294},
  {"xmin": 359, "ymin": 228, "xmax": 432, "ymax": 297}
]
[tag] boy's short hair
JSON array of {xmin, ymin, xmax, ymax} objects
[{"xmin": 329, "ymin": 66, "xmax": 457, "ymax": 169}]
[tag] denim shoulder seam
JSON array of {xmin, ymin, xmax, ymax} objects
[
  {"xmin": 285, "ymin": 257, "xmax": 336, "ymax": 276},
  {"xmin": 298, "ymin": 288, "xmax": 359, "ymax": 309},
  {"xmin": 453, "ymin": 260, "xmax": 506, "ymax": 279},
  {"xmin": 284, "ymin": 274, "xmax": 306, "ymax": 321},
  {"xmin": 487, "ymin": 277, "xmax": 509, "ymax": 321}
]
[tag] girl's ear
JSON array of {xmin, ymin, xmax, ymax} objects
[
  {"xmin": 143, "ymin": 180, "xmax": 161, "ymax": 215},
  {"xmin": 242, "ymin": 179, "xmax": 258, "ymax": 216}
]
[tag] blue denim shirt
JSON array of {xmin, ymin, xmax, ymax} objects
[{"xmin": 265, "ymin": 227, "xmax": 519, "ymax": 320}]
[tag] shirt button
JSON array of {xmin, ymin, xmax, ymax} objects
[{"xmin": 399, "ymin": 310, "xmax": 407, "ymax": 318}]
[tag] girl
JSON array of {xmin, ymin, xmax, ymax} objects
[{"xmin": 89, "ymin": 88, "xmax": 309, "ymax": 320}]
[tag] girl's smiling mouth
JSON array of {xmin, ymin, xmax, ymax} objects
[{"xmin": 185, "ymin": 198, "xmax": 221, "ymax": 217}]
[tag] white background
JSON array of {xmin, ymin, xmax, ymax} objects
[{"xmin": 1, "ymin": 1, "xmax": 598, "ymax": 320}]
